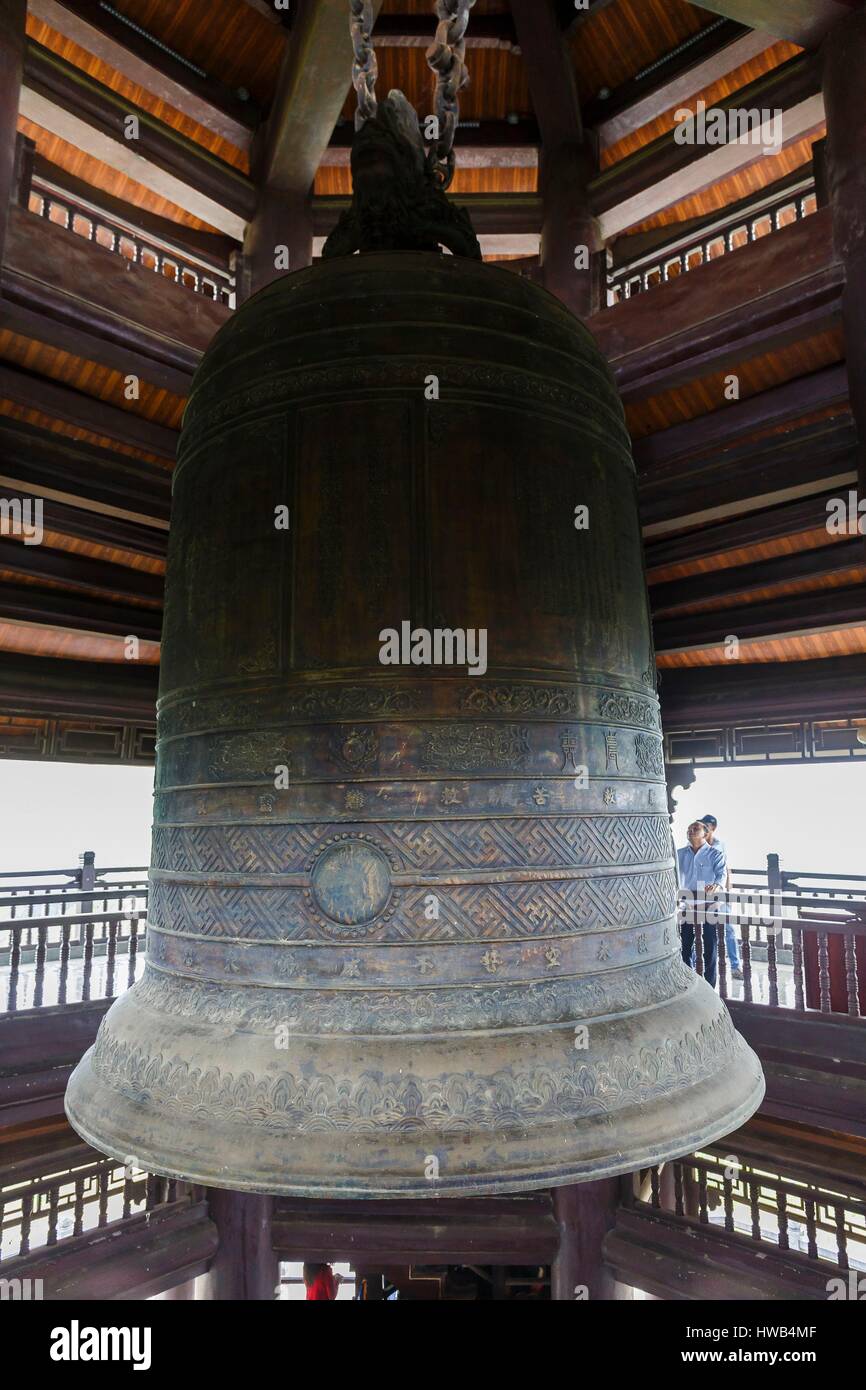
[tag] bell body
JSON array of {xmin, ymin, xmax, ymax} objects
[{"xmin": 66, "ymin": 253, "xmax": 763, "ymax": 1195}]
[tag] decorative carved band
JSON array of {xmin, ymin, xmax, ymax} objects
[
  {"xmin": 151, "ymin": 814, "xmax": 673, "ymax": 876},
  {"xmin": 134, "ymin": 955, "xmax": 693, "ymax": 1034},
  {"xmin": 89, "ymin": 1004, "xmax": 744, "ymax": 1134},
  {"xmin": 147, "ymin": 866, "xmax": 677, "ymax": 944}
]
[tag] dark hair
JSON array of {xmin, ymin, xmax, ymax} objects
[{"xmin": 303, "ymin": 1263, "xmax": 331, "ymax": 1286}]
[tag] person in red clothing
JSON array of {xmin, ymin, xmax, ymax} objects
[{"xmin": 303, "ymin": 1263, "xmax": 340, "ymax": 1300}]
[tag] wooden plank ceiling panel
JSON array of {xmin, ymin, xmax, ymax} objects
[
  {"xmin": 25, "ymin": 15, "xmax": 249, "ymax": 172},
  {"xmin": 570, "ymin": 0, "xmax": 718, "ymax": 101},
  {"xmin": 336, "ymin": 43, "xmax": 530, "ymax": 124},
  {"xmin": 110, "ymin": 0, "xmax": 283, "ymax": 107}
]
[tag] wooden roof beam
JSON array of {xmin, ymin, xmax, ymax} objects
[
  {"xmin": 659, "ymin": 653, "xmax": 866, "ymax": 726},
  {"xmin": 685, "ymin": 1, "xmax": 862, "ymax": 50},
  {"xmin": 0, "ymin": 418, "xmax": 171, "ymax": 527},
  {"xmin": 27, "ymin": 0, "xmax": 260, "ymax": 151},
  {"xmin": 0, "ymin": 651, "xmax": 158, "ymax": 720},
  {"xmin": 640, "ymin": 426, "xmax": 858, "ymax": 533},
  {"xmin": 240, "ymin": 0, "xmax": 383, "ymax": 295},
  {"xmin": 0, "ymin": 535, "xmax": 163, "ymax": 604},
  {"xmin": 20, "ymin": 40, "xmax": 255, "ymax": 239},
  {"xmin": 654, "ymin": 584, "xmax": 866, "ymax": 652},
  {"xmin": 634, "ymin": 362, "xmax": 850, "ymax": 470},
  {"xmin": 591, "ymin": 27, "xmax": 779, "ymax": 152},
  {"xmin": 645, "ymin": 491, "xmax": 852, "ymax": 570},
  {"xmin": 0, "ymin": 360, "xmax": 178, "ymax": 460},
  {"xmin": 322, "ymin": 120, "xmax": 540, "ymax": 169},
  {"xmin": 591, "ymin": 55, "xmax": 825, "ymax": 239},
  {"xmin": 649, "ymin": 538, "xmax": 864, "ymax": 615},
  {"xmin": 0, "ymin": 585, "xmax": 162, "ymax": 642},
  {"xmin": 0, "ymin": 486, "xmax": 167, "ymax": 558}
]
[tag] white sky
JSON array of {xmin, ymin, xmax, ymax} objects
[
  {"xmin": 0, "ymin": 758, "xmax": 863, "ymax": 877},
  {"xmin": 672, "ymin": 761, "xmax": 866, "ymax": 876}
]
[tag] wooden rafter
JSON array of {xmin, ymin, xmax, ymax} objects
[
  {"xmin": 685, "ymin": 0, "xmax": 862, "ymax": 49},
  {"xmin": 20, "ymin": 40, "xmax": 255, "ymax": 238},
  {"xmin": 28, "ymin": 0, "xmax": 261, "ymax": 151}
]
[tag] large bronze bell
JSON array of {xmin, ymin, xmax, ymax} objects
[{"xmin": 66, "ymin": 117, "xmax": 763, "ymax": 1193}]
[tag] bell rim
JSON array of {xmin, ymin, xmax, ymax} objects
[{"xmin": 65, "ymin": 1044, "xmax": 765, "ymax": 1199}]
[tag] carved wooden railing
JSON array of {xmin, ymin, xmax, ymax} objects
[
  {"xmin": 684, "ymin": 856, "xmax": 865, "ymax": 1016},
  {"xmin": 0, "ymin": 1152, "xmax": 175, "ymax": 1264},
  {"xmin": 608, "ymin": 175, "xmax": 818, "ymax": 305},
  {"xmin": 629, "ymin": 1145, "xmax": 866, "ymax": 1281},
  {"xmin": 0, "ymin": 854, "xmax": 148, "ymax": 1012},
  {"xmin": 28, "ymin": 173, "xmax": 236, "ymax": 307}
]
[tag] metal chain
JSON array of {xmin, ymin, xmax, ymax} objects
[
  {"xmin": 426, "ymin": 0, "xmax": 477, "ymax": 189},
  {"xmin": 349, "ymin": 0, "xmax": 476, "ymax": 189},
  {"xmin": 350, "ymin": 0, "xmax": 378, "ymax": 131}
]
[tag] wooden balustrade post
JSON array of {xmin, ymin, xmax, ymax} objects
[{"xmin": 766, "ymin": 852, "xmax": 782, "ymax": 1007}]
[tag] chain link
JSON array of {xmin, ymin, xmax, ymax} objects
[
  {"xmin": 349, "ymin": 0, "xmax": 476, "ymax": 188},
  {"xmin": 426, "ymin": 0, "xmax": 477, "ymax": 188},
  {"xmin": 350, "ymin": 0, "xmax": 378, "ymax": 131}
]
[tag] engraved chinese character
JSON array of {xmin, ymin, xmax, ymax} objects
[
  {"xmin": 637, "ymin": 933, "xmax": 648, "ymax": 955},
  {"xmin": 342, "ymin": 958, "xmax": 362, "ymax": 978},
  {"xmin": 597, "ymin": 941, "xmax": 610, "ymax": 962},
  {"xmin": 481, "ymin": 949, "xmax": 502, "ymax": 974},
  {"xmin": 532, "ymin": 785, "xmax": 549, "ymax": 806},
  {"xmin": 603, "ymin": 786, "xmax": 616, "ymax": 806},
  {"xmin": 544, "ymin": 946, "xmax": 561, "ymax": 969},
  {"xmin": 441, "ymin": 786, "xmax": 463, "ymax": 806},
  {"xmin": 604, "ymin": 730, "xmax": 619, "ymax": 771},
  {"xmin": 560, "ymin": 730, "xmax": 580, "ymax": 772}
]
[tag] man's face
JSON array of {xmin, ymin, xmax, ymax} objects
[
  {"xmin": 702, "ymin": 820, "xmax": 716, "ymax": 842},
  {"xmin": 688, "ymin": 821, "xmax": 707, "ymax": 849}
]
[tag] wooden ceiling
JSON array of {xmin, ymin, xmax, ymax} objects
[{"xmin": 1, "ymin": 0, "xmax": 862, "ymax": 729}]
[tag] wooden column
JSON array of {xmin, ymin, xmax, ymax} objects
[
  {"xmin": 240, "ymin": 186, "xmax": 313, "ymax": 301},
  {"xmin": 239, "ymin": 0, "xmax": 384, "ymax": 301},
  {"xmin": 510, "ymin": 0, "xmax": 602, "ymax": 319},
  {"xmin": 823, "ymin": 8, "xmax": 866, "ymax": 502},
  {"xmin": 0, "ymin": 0, "xmax": 26, "ymax": 268},
  {"xmin": 201, "ymin": 1190, "xmax": 278, "ymax": 1301},
  {"xmin": 550, "ymin": 1178, "xmax": 628, "ymax": 1301}
]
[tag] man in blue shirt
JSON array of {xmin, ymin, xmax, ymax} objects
[
  {"xmin": 700, "ymin": 813, "xmax": 743, "ymax": 980},
  {"xmin": 677, "ymin": 820, "xmax": 726, "ymax": 988}
]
